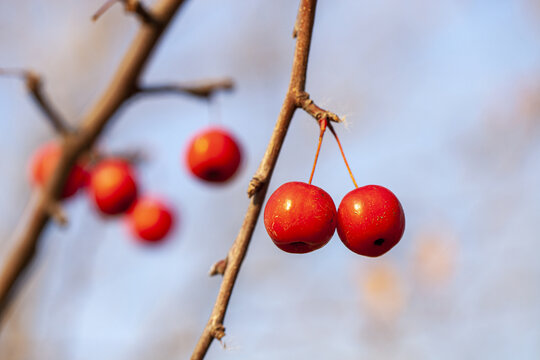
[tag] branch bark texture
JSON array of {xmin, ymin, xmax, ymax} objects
[
  {"xmin": 190, "ymin": 1, "xmax": 319, "ymax": 358},
  {"xmin": 0, "ymin": 0, "xmax": 188, "ymax": 326}
]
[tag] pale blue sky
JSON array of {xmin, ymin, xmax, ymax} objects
[{"xmin": 1, "ymin": 1, "xmax": 539, "ymax": 359}]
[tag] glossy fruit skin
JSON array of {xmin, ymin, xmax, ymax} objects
[
  {"xmin": 128, "ymin": 197, "xmax": 174, "ymax": 243},
  {"xmin": 337, "ymin": 185, "xmax": 405, "ymax": 257},
  {"xmin": 264, "ymin": 181, "xmax": 337, "ymax": 254},
  {"xmin": 89, "ymin": 159, "xmax": 138, "ymax": 215},
  {"xmin": 29, "ymin": 142, "xmax": 87, "ymax": 198},
  {"xmin": 186, "ymin": 127, "xmax": 242, "ymax": 183}
]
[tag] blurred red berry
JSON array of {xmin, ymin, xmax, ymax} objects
[
  {"xmin": 89, "ymin": 159, "xmax": 138, "ymax": 215},
  {"xmin": 29, "ymin": 142, "xmax": 87, "ymax": 198},
  {"xmin": 186, "ymin": 127, "xmax": 242, "ymax": 183},
  {"xmin": 128, "ymin": 197, "xmax": 174, "ymax": 243}
]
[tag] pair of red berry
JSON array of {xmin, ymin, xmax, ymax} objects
[
  {"xmin": 264, "ymin": 182, "xmax": 405, "ymax": 257},
  {"xmin": 29, "ymin": 142, "xmax": 174, "ymax": 243},
  {"xmin": 263, "ymin": 118, "xmax": 405, "ymax": 257}
]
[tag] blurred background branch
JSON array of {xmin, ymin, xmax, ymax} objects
[
  {"xmin": 0, "ymin": 0, "xmax": 191, "ymax": 327},
  {"xmin": 0, "ymin": 69, "xmax": 70, "ymax": 135},
  {"xmin": 136, "ymin": 78, "xmax": 234, "ymax": 99},
  {"xmin": 92, "ymin": 0, "xmax": 157, "ymax": 25}
]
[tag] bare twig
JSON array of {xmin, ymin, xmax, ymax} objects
[
  {"xmin": 209, "ymin": 258, "xmax": 228, "ymax": 277},
  {"xmin": 92, "ymin": 0, "xmax": 118, "ymax": 21},
  {"xmin": 297, "ymin": 92, "xmax": 342, "ymax": 123},
  {"xmin": 0, "ymin": 69, "xmax": 70, "ymax": 135},
  {"xmin": 292, "ymin": 16, "xmax": 299, "ymax": 38},
  {"xmin": 88, "ymin": 148, "xmax": 148, "ymax": 166},
  {"xmin": 92, "ymin": 0, "xmax": 158, "ymax": 25},
  {"xmin": 124, "ymin": 0, "xmax": 157, "ymax": 24},
  {"xmin": 0, "ymin": 0, "xmax": 189, "ymax": 326},
  {"xmin": 136, "ymin": 78, "xmax": 234, "ymax": 99},
  {"xmin": 190, "ymin": 1, "xmax": 320, "ymax": 358},
  {"xmin": 45, "ymin": 201, "xmax": 68, "ymax": 226}
]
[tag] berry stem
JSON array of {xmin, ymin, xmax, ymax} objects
[
  {"xmin": 327, "ymin": 121, "xmax": 358, "ymax": 188},
  {"xmin": 308, "ymin": 118, "xmax": 327, "ymax": 185}
]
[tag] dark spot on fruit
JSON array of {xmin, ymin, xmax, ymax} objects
[
  {"xmin": 287, "ymin": 242, "xmax": 313, "ymax": 253},
  {"xmin": 204, "ymin": 168, "xmax": 222, "ymax": 181},
  {"xmin": 374, "ymin": 238, "xmax": 384, "ymax": 246}
]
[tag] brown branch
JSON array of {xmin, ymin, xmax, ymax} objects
[
  {"xmin": 92, "ymin": 0, "xmax": 118, "ymax": 21},
  {"xmin": 45, "ymin": 201, "xmax": 68, "ymax": 226},
  {"xmin": 124, "ymin": 0, "xmax": 157, "ymax": 24},
  {"xmin": 136, "ymin": 78, "xmax": 234, "ymax": 99},
  {"xmin": 190, "ymin": 1, "xmax": 319, "ymax": 358},
  {"xmin": 92, "ymin": 0, "xmax": 158, "ymax": 25},
  {"xmin": 88, "ymin": 148, "xmax": 148, "ymax": 166},
  {"xmin": 0, "ymin": 0, "xmax": 188, "ymax": 326},
  {"xmin": 0, "ymin": 69, "xmax": 71, "ymax": 135}
]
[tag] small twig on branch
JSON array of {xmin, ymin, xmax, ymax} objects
[
  {"xmin": 0, "ymin": 69, "xmax": 71, "ymax": 135},
  {"xmin": 87, "ymin": 148, "xmax": 148, "ymax": 166},
  {"xmin": 45, "ymin": 201, "xmax": 68, "ymax": 226},
  {"xmin": 297, "ymin": 92, "xmax": 342, "ymax": 123},
  {"xmin": 209, "ymin": 258, "xmax": 228, "ymax": 277},
  {"xmin": 92, "ymin": 0, "xmax": 119, "ymax": 21},
  {"xmin": 190, "ymin": 1, "xmax": 320, "ymax": 358},
  {"xmin": 247, "ymin": 175, "xmax": 264, "ymax": 198},
  {"xmin": 92, "ymin": 0, "xmax": 158, "ymax": 25},
  {"xmin": 136, "ymin": 78, "xmax": 234, "ymax": 99}
]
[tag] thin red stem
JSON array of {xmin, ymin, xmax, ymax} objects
[
  {"xmin": 308, "ymin": 119, "xmax": 327, "ymax": 184},
  {"xmin": 327, "ymin": 122, "xmax": 358, "ymax": 188}
]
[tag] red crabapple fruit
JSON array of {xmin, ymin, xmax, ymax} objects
[
  {"xmin": 128, "ymin": 196, "xmax": 174, "ymax": 243},
  {"xmin": 29, "ymin": 142, "xmax": 87, "ymax": 198},
  {"xmin": 185, "ymin": 127, "xmax": 242, "ymax": 183},
  {"xmin": 89, "ymin": 158, "xmax": 138, "ymax": 215},
  {"xmin": 264, "ymin": 181, "xmax": 337, "ymax": 254},
  {"xmin": 337, "ymin": 185, "xmax": 405, "ymax": 257}
]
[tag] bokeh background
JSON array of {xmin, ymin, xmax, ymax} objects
[{"xmin": 1, "ymin": 0, "xmax": 540, "ymax": 359}]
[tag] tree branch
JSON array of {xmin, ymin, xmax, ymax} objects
[
  {"xmin": 0, "ymin": 69, "xmax": 71, "ymax": 135},
  {"xmin": 89, "ymin": 148, "xmax": 148, "ymax": 166},
  {"xmin": 0, "ymin": 0, "xmax": 188, "ymax": 326},
  {"xmin": 190, "ymin": 1, "xmax": 319, "ymax": 358},
  {"xmin": 136, "ymin": 78, "xmax": 234, "ymax": 99}
]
